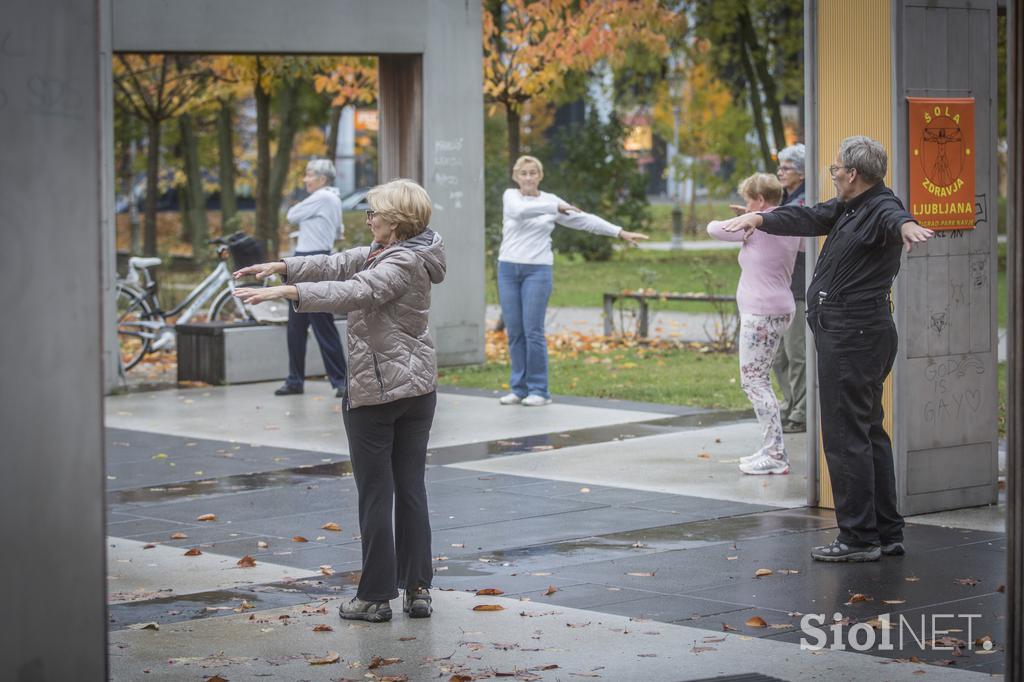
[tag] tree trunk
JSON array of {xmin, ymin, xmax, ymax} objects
[
  {"xmin": 326, "ymin": 105, "xmax": 342, "ymax": 162},
  {"xmin": 216, "ymin": 98, "xmax": 238, "ymax": 231},
  {"xmin": 128, "ymin": 139, "xmax": 141, "ymax": 255},
  {"xmin": 179, "ymin": 185, "xmax": 193, "ymax": 246},
  {"xmin": 254, "ymin": 58, "xmax": 273, "ymax": 256},
  {"xmin": 737, "ymin": 38, "xmax": 773, "ymax": 168},
  {"xmin": 506, "ymin": 106, "xmax": 521, "ymax": 178},
  {"xmin": 179, "ymin": 113, "xmax": 208, "ymax": 263},
  {"xmin": 143, "ymin": 119, "xmax": 161, "ymax": 256},
  {"xmin": 117, "ymin": 126, "xmax": 137, "ymax": 254},
  {"xmin": 741, "ymin": 8, "xmax": 787, "ymax": 152},
  {"xmin": 268, "ymin": 78, "xmax": 303, "ymax": 258}
]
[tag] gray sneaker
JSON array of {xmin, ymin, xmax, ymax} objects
[
  {"xmin": 403, "ymin": 587, "xmax": 432, "ymax": 618},
  {"xmin": 339, "ymin": 597, "xmax": 392, "ymax": 622},
  {"xmin": 881, "ymin": 541, "xmax": 906, "ymax": 556},
  {"xmin": 811, "ymin": 539, "xmax": 881, "ymax": 562}
]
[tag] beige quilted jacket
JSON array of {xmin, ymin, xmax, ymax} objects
[{"xmin": 284, "ymin": 229, "xmax": 446, "ymax": 408}]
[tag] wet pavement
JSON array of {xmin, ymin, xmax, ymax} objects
[{"xmin": 105, "ymin": 381, "xmax": 1006, "ymax": 680}]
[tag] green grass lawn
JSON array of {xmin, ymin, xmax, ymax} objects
[
  {"xmin": 439, "ymin": 343, "xmax": 750, "ymax": 410},
  {"xmin": 645, "ymin": 200, "xmax": 735, "ymax": 242}
]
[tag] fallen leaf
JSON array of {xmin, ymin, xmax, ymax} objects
[
  {"xmin": 292, "ymin": 536, "xmax": 309, "ymax": 543},
  {"xmin": 697, "ymin": 452, "xmax": 711, "ymax": 460},
  {"xmin": 475, "ymin": 588, "xmax": 505, "ymax": 596},
  {"xmin": 882, "ymin": 599, "xmax": 905, "ymax": 605},
  {"xmin": 321, "ymin": 522, "xmax": 342, "ymax": 532},
  {"xmin": 143, "ymin": 543, "xmax": 156, "ymax": 549},
  {"xmin": 997, "ymin": 584, "xmax": 1006, "ymax": 593},
  {"xmin": 307, "ymin": 651, "xmax": 341, "ymax": 665},
  {"xmin": 745, "ymin": 616, "xmax": 768, "ymax": 628},
  {"xmin": 257, "ymin": 540, "xmax": 269, "ymax": 549},
  {"xmin": 320, "ymin": 565, "xmax": 334, "ymax": 576},
  {"xmin": 368, "ymin": 656, "xmax": 402, "ymax": 669},
  {"xmin": 205, "ymin": 676, "xmax": 228, "ymax": 682},
  {"xmin": 127, "ymin": 622, "xmax": 159, "ymax": 630},
  {"xmin": 152, "ymin": 453, "xmax": 168, "ymax": 460},
  {"xmin": 376, "ymin": 676, "xmax": 409, "ymax": 682},
  {"xmin": 544, "ymin": 585, "xmax": 558, "ymax": 596},
  {"xmin": 170, "ymin": 532, "xmax": 188, "ymax": 540},
  {"xmin": 449, "ymin": 676, "xmax": 473, "ymax": 682},
  {"xmin": 236, "ymin": 555, "xmax": 257, "ymax": 568},
  {"xmin": 722, "ymin": 623, "xmax": 739, "ymax": 632},
  {"xmin": 399, "ymin": 636, "xmax": 416, "ymax": 642},
  {"xmin": 196, "ymin": 514, "xmax": 217, "ymax": 522},
  {"xmin": 905, "ymin": 576, "xmax": 921, "ymax": 582},
  {"xmin": 236, "ymin": 600, "xmax": 255, "ymax": 611},
  {"xmin": 726, "ymin": 556, "xmax": 738, "ymax": 561},
  {"xmin": 579, "ymin": 487, "xmax": 591, "ymax": 493},
  {"xmin": 846, "ymin": 593, "xmax": 871, "ymax": 604},
  {"xmin": 451, "ymin": 543, "xmax": 465, "ymax": 548},
  {"xmin": 627, "ymin": 571, "xmax": 656, "ymax": 577},
  {"xmin": 473, "ymin": 604, "xmax": 505, "ymax": 612},
  {"xmin": 954, "ymin": 577, "xmax": 979, "ymax": 586},
  {"xmin": 312, "ymin": 624, "xmax": 333, "ymax": 632},
  {"xmin": 690, "ymin": 646, "xmax": 716, "ymax": 653},
  {"xmin": 184, "ymin": 548, "xmax": 202, "ymax": 557},
  {"xmin": 754, "ymin": 568, "xmax": 773, "ymax": 577}
]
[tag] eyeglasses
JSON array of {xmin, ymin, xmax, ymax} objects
[
  {"xmin": 778, "ymin": 165, "xmax": 798, "ymax": 173},
  {"xmin": 365, "ymin": 209, "xmax": 377, "ymax": 220}
]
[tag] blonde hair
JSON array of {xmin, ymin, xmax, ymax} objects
[
  {"xmin": 366, "ymin": 179, "xmax": 432, "ymax": 241},
  {"xmin": 738, "ymin": 173, "xmax": 783, "ymax": 206},
  {"xmin": 513, "ymin": 155, "xmax": 544, "ymax": 177}
]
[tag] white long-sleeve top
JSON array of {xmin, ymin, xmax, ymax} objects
[
  {"xmin": 498, "ymin": 189, "xmax": 622, "ymax": 265},
  {"xmin": 286, "ymin": 186, "xmax": 343, "ymax": 252}
]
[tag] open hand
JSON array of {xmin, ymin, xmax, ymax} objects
[
  {"xmin": 234, "ymin": 285, "xmax": 297, "ymax": 304},
  {"xmin": 720, "ymin": 212, "xmax": 764, "ymax": 240},
  {"xmin": 619, "ymin": 230, "xmax": 650, "ymax": 246},
  {"xmin": 900, "ymin": 221, "xmax": 935, "ymax": 253},
  {"xmin": 233, "ymin": 261, "xmax": 286, "ymax": 280}
]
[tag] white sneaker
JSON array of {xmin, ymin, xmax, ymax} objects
[
  {"xmin": 739, "ymin": 452, "xmax": 763, "ymax": 465},
  {"xmin": 521, "ymin": 394, "xmax": 552, "ymax": 407},
  {"xmin": 739, "ymin": 453, "xmax": 790, "ymax": 475},
  {"xmin": 498, "ymin": 392, "xmax": 523, "ymax": 405}
]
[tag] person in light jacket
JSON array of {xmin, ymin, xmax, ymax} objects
[
  {"xmin": 274, "ymin": 158, "xmax": 348, "ymax": 398},
  {"xmin": 234, "ymin": 179, "xmax": 445, "ymax": 622},
  {"xmin": 497, "ymin": 155, "xmax": 648, "ymax": 406},
  {"xmin": 707, "ymin": 173, "xmax": 801, "ymax": 475}
]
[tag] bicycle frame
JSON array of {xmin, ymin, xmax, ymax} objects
[{"xmin": 120, "ymin": 259, "xmax": 236, "ymax": 339}]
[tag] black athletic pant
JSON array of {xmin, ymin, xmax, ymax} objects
[
  {"xmin": 343, "ymin": 391, "xmax": 435, "ymax": 601},
  {"xmin": 809, "ymin": 299, "xmax": 905, "ymax": 547},
  {"xmin": 284, "ymin": 250, "xmax": 347, "ymax": 390}
]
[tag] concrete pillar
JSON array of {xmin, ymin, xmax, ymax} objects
[{"xmin": 0, "ymin": 1, "xmax": 108, "ymax": 678}]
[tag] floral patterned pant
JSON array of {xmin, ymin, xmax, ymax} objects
[{"xmin": 739, "ymin": 313, "xmax": 794, "ymax": 458}]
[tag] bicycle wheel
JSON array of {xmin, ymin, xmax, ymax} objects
[
  {"xmin": 209, "ymin": 287, "xmax": 252, "ymax": 323},
  {"xmin": 116, "ymin": 283, "xmax": 155, "ymax": 370}
]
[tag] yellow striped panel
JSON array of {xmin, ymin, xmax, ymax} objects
[{"xmin": 815, "ymin": 0, "xmax": 894, "ymax": 509}]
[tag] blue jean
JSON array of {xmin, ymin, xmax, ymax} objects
[{"xmin": 498, "ymin": 261, "xmax": 553, "ymax": 399}]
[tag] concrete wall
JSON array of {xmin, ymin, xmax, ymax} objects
[
  {"xmin": 892, "ymin": 0, "xmax": 1000, "ymax": 514},
  {"xmin": 109, "ymin": 0, "xmax": 486, "ymax": 369},
  {"xmin": 0, "ymin": 1, "xmax": 108, "ymax": 679}
]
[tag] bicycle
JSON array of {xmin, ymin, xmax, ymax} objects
[{"xmin": 115, "ymin": 234, "xmax": 266, "ymax": 371}]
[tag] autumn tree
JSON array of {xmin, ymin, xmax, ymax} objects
[
  {"xmin": 113, "ymin": 55, "xmax": 210, "ymax": 256},
  {"xmin": 689, "ymin": 0, "xmax": 803, "ymax": 167},
  {"xmin": 314, "ymin": 57, "xmax": 378, "ymax": 161},
  {"xmin": 482, "ymin": 0, "xmax": 680, "ymax": 175}
]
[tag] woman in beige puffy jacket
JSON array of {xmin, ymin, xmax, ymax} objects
[{"xmin": 234, "ymin": 178, "xmax": 446, "ymax": 623}]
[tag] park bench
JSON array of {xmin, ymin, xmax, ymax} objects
[{"xmin": 602, "ymin": 290, "xmax": 737, "ymax": 338}]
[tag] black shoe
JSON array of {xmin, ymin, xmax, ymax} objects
[
  {"xmin": 338, "ymin": 597, "xmax": 392, "ymax": 622},
  {"xmin": 811, "ymin": 538, "xmax": 881, "ymax": 562},
  {"xmin": 782, "ymin": 421, "xmax": 806, "ymax": 433},
  {"xmin": 403, "ymin": 587, "xmax": 432, "ymax": 618},
  {"xmin": 881, "ymin": 541, "xmax": 906, "ymax": 556},
  {"xmin": 274, "ymin": 384, "xmax": 303, "ymax": 396}
]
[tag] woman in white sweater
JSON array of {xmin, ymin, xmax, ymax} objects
[{"xmin": 497, "ymin": 155, "xmax": 647, "ymax": 406}]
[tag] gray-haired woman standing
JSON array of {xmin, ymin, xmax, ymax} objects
[{"xmin": 274, "ymin": 159, "xmax": 348, "ymax": 398}]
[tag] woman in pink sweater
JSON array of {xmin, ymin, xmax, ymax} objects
[{"xmin": 707, "ymin": 173, "xmax": 801, "ymax": 475}]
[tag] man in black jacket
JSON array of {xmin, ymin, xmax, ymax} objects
[{"xmin": 722, "ymin": 136, "xmax": 934, "ymax": 562}]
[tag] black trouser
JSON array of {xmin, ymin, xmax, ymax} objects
[
  {"xmin": 285, "ymin": 250, "xmax": 347, "ymax": 390},
  {"xmin": 343, "ymin": 391, "xmax": 436, "ymax": 601},
  {"xmin": 809, "ymin": 299, "xmax": 905, "ymax": 547}
]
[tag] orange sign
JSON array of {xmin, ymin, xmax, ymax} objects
[{"xmin": 907, "ymin": 97, "xmax": 975, "ymax": 230}]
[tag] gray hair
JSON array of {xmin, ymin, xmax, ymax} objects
[
  {"xmin": 306, "ymin": 159, "xmax": 336, "ymax": 181},
  {"xmin": 777, "ymin": 143, "xmax": 806, "ymax": 174},
  {"xmin": 839, "ymin": 136, "xmax": 887, "ymax": 183}
]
